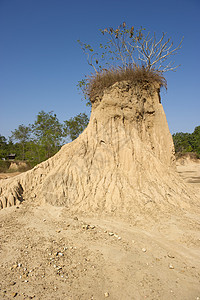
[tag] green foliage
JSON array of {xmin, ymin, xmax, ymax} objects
[
  {"xmin": 11, "ymin": 125, "xmax": 31, "ymax": 144},
  {"xmin": 63, "ymin": 113, "xmax": 89, "ymax": 141},
  {"xmin": 32, "ymin": 111, "xmax": 64, "ymax": 159},
  {"xmin": 0, "ymin": 135, "xmax": 7, "ymax": 145},
  {"xmin": 0, "ymin": 160, "xmax": 11, "ymax": 172},
  {"xmin": 192, "ymin": 126, "xmax": 200, "ymax": 155},
  {"xmin": 172, "ymin": 126, "xmax": 200, "ymax": 157},
  {"xmin": 11, "ymin": 125, "xmax": 31, "ymax": 160},
  {"xmin": 0, "ymin": 135, "xmax": 8, "ymax": 159},
  {"xmin": 0, "ymin": 111, "xmax": 90, "ymax": 170}
]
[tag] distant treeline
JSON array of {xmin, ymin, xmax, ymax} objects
[
  {"xmin": 0, "ymin": 111, "xmax": 89, "ymax": 167},
  {"xmin": 172, "ymin": 126, "xmax": 200, "ymax": 158}
]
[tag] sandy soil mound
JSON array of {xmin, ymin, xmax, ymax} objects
[
  {"xmin": 0, "ymin": 81, "xmax": 198, "ymax": 222},
  {"xmin": 0, "ymin": 81, "xmax": 200, "ymax": 299}
]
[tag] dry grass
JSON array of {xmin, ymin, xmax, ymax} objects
[{"xmin": 86, "ymin": 66, "xmax": 167, "ymax": 102}]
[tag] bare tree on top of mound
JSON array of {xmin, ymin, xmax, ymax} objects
[
  {"xmin": 77, "ymin": 22, "xmax": 183, "ymax": 106},
  {"xmin": 78, "ymin": 23, "xmax": 183, "ymax": 74}
]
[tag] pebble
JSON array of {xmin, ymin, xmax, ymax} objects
[
  {"xmin": 168, "ymin": 254, "xmax": 175, "ymax": 258},
  {"xmin": 108, "ymin": 232, "xmax": 114, "ymax": 236},
  {"xmin": 142, "ymin": 248, "xmax": 147, "ymax": 252},
  {"xmin": 169, "ymin": 264, "xmax": 174, "ymax": 269},
  {"xmin": 104, "ymin": 292, "xmax": 109, "ymax": 297},
  {"xmin": 82, "ymin": 224, "xmax": 89, "ymax": 230},
  {"xmin": 11, "ymin": 292, "xmax": 17, "ymax": 297}
]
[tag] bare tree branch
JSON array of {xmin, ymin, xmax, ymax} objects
[
  {"xmin": 136, "ymin": 32, "xmax": 183, "ymax": 72},
  {"xmin": 78, "ymin": 24, "xmax": 183, "ymax": 74}
]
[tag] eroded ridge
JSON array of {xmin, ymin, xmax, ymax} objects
[{"xmin": 0, "ymin": 81, "xmax": 197, "ymax": 216}]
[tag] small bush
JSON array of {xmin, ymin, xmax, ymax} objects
[
  {"xmin": 0, "ymin": 160, "xmax": 11, "ymax": 172},
  {"xmin": 85, "ymin": 65, "xmax": 167, "ymax": 103}
]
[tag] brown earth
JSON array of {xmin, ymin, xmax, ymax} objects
[{"xmin": 0, "ymin": 81, "xmax": 200, "ymax": 299}]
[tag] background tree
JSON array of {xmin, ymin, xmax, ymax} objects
[
  {"xmin": 172, "ymin": 132, "xmax": 193, "ymax": 153},
  {"xmin": 0, "ymin": 110, "xmax": 90, "ymax": 172},
  {"xmin": 32, "ymin": 111, "xmax": 64, "ymax": 160},
  {"xmin": 172, "ymin": 126, "xmax": 200, "ymax": 157},
  {"xmin": 191, "ymin": 126, "xmax": 200, "ymax": 155},
  {"xmin": 11, "ymin": 125, "xmax": 31, "ymax": 160},
  {"xmin": 63, "ymin": 113, "xmax": 89, "ymax": 141},
  {"xmin": 0, "ymin": 135, "xmax": 8, "ymax": 159}
]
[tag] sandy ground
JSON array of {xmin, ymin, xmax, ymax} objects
[
  {"xmin": 0, "ymin": 172, "xmax": 22, "ymax": 180},
  {"xmin": 176, "ymin": 158, "xmax": 200, "ymax": 188},
  {"xmin": 0, "ymin": 160, "xmax": 200, "ymax": 300}
]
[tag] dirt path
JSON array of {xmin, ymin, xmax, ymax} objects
[
  {"xmin": 176, "ymin": 158, "xmax": 200, "ymax": 188},
  {"xmin": 0, "ymin": 161, "xmax": 200, "ymax": 299}
]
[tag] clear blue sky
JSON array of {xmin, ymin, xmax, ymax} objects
[{"xmin": 0, "ymin": 0, "xmax": 199, "ymax": 138}]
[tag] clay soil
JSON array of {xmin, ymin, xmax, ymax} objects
[{"xmin": 0, "ymin": 159, "xmax": 199, "ymax": 300}]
